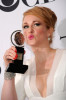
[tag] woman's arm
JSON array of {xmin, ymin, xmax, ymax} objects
[
  {"xmin": 1, "ymin": 46, "xmax": 27, "ymax": 100},
  {"xmin": 1, "ymin": 78, "xmax": 18, "ymax": 100},
  {"xmin": 1, "ymin": 46, "xmax": 18, "ymax": 100}
]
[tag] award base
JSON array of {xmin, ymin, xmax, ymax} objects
[
  {"xmin": 6, "ymin": 47, "xmax": 28, "ymax": 74},
  {"xmin": 6, "ymin": 63, "xmax": 28, "ymax": 74}
]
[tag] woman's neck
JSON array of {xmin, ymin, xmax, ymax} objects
[
  {"xmin": 31, "ymin": 45, "xmax": 53, "ymax": 59},
  {"xmin": 31, "ymin": 46, "xmax": 56, "ymax": 76}
]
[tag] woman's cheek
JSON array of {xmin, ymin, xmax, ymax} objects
[
  {"xmin": 23, "ymin": 31, "xmax": 27, "ymax": 37},
  {"xmin": 36, "ymin": 29, "xmax": 44, "ymax": 35},
  {"xmin": 24, "ymin": 33, "xmax": 28, "ymax": 43}
]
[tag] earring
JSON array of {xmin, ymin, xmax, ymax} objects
[
  {"xmin": 48, "ymin": 35, "xmax": 52, "ymax": 43},
  {"xmin": 48, "ymin": 37, "xmax": 51, "ymax": 41}
]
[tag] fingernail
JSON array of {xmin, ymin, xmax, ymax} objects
[
  {"xmin": 13, "ymin": 54, "xmax": 18, "ymax": 60},
  {"xmin": 15, "ymin": 49, "xmax": 17, "ymax": 52}
]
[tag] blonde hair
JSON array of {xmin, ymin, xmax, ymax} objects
[{"xmin": 23, "ymin": 6, "xmax": 57, "ymax": 30}]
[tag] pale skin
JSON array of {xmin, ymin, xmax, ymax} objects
[
  {"xmin": 23, "ymin": 15, "xmax": 56, "ymax": 97},
  {"xmin": 1, "ymin": 46, "xmax": 18, "ymax": 100},
  {"xmin": 1, "ymin": 15, "xmax": 56, "ymax": 99}
]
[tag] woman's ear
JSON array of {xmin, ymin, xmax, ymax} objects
[
  {"xmin": 48, "ymin": 27, "xmax": 54, "ymax": 36},
  {"xmin": 48, "ymin": 27, "xmax": 53, "ymax": 35},
  {"xmin": 47, "ymin": 27, "xmax": 54, "ymax": 44}
]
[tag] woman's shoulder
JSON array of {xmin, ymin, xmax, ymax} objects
[
  {"xmin": 57, "ymin": 48, "xmax": 66, "ymax": 51},
  {"xmin": 56, "ymin": 49, "xmax": 66, "ymax": 64},
  {"xmin": 56, "ymin": 48, "xmax": 66, "ymax": 54}
]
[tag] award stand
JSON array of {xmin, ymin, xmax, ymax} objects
[{"xmin": 6, "ymin": 30, "xmax": 28, "ymax": 74}]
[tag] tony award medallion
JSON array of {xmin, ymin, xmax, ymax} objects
[{"xmin": 6, "ymin": 30, "xmax": 28, "ymax": 74}]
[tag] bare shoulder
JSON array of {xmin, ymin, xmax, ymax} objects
[
  {"xmin": 57, "ymin": 49, "xmax": 66, "ymax": 53},
  {"xmin": 57, "ymin": 49, "xmax": 66, "ymax": 58},
  {"xmin": 62, "ymin": 49, "xmax": 66, "ymax": 56}
]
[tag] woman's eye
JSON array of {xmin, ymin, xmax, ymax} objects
[
  {"xmin": 23, "ymin": 25, "xmax": 29, "ymax": 29},
  {"xmin": 34, "ymin": 23, "xmax": 41, "ymax": 26}
]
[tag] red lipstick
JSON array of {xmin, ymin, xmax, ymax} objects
[{"xmin": 28, "ymin": 35, "xmax": 34, "ymax": 40}]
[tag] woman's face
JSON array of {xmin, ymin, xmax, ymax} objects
[{"xmin": 22, "ymin": 15, "xmax": 49, "ymax": 47}]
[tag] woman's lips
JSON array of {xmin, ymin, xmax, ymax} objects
[{"xmin": 28, "ymin": 35, "xmax": 34, "ymax": 40}]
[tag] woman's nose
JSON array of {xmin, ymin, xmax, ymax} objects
[{"xmin": 28, "ymin": 26, "xmax": 34, "ymax": 33}]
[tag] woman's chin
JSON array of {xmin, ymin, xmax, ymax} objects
[{"xmin": 27, "ymin": 42, "xmax": 36, "ymax": 47}]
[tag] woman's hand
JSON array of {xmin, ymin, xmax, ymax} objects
[{"xmin": 3, "ymin": 46, "xmax": 18, "ymax": 67}]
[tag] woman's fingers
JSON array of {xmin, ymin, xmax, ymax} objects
[
  {"xmin": 4, "ymin": 46, "xmax": 26, "ymax": 62},
  {"xmin": 4, "ymin": 46, "xmax": 17, "ymax": 60}
]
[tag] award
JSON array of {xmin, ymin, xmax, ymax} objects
[{"xmin": 6, "ymin": 30, "xmax": 28, "ymax": 74}]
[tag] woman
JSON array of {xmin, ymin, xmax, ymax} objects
[{"xmin": 1, "ymin": 6, "xmax": 66, "ymax": 100}]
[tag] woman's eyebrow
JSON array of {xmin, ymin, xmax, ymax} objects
[
  {"xmin": 22, "ymin": 23, "xmax": 28, "ymax": 28},
  {"xmin": 33, "ymin": 20, "xmax": 41, "ymax": 23},
  {"xmin": 23, "ymin": 20, "xmax": 40, "ymax": 24},
  {"xmin": 22, "ymin": 20, "xmax": 41, "ymax": 27},
  {"xmin": 23, "ymin": 22, "xmax": 28, "ymax": 25}
]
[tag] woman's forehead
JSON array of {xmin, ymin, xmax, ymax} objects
[{"xmin": 23, "ymin": 15, "xmax": 43, "ymax": 24}]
